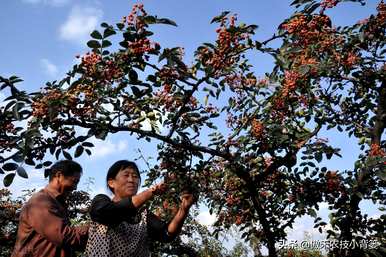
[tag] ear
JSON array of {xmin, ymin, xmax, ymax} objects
[{"xmin": 107, "ymin": 179, "xmax": 115, "ymax": 191}]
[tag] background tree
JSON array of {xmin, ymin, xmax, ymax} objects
[
  {"xmin": 0, "ymin": 189, "xmax": 22, "ymax": 257},
  {"xmin": 1, "ymin": 1, "xmax": 385, "ymax": 256}
]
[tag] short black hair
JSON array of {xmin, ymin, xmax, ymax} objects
[
  {"xmin": 48, "ymin": 160, "xmax": 83, "ymax": 181},
  {"xmin": 106, "ymin": 160, "xmax": 140, "ymax": 193}
]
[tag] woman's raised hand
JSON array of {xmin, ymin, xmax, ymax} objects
[
  {"xmin": 150, "ymin": 182, "xmax": 168, "ymax": 196},
  {"xmin": 180, "ymin": 192, "xmax": 196, "ymax": 210}
]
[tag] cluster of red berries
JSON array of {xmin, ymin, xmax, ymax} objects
[
  {"xmin": 32, "ymin": 89, "xmax": 63, "ymax": 118},
  {"xmin": 369, "ymin": 143, "xmax": 386, "ymax": 157},
  {"xmin": 129, "ymin": 38, "xmax": 157, "ymax": 56},
  {"xmin": 123, "ymin": 3, "xmax": 147, "ymax": 31},
  {"xmin": 80, "ymin": 52, "xmax": 102, "ymax": 77},
  {"xmin": 320, "ymin": 0, "xmax": 338, "ymax": 9},
  {"xmin": 251, "ymin": 119, "xmax": 264, "ymax": 139}
]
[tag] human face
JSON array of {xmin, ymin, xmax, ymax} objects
[
  {"xmin": 58, "ymin": 172, "xmax": 81, "ymax": 197},
  {"xmin": 108, "ymin": 167, "xmax": 140, "ymax": 199}
]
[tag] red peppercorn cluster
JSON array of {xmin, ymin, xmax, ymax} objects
[
  {"xmin": 81, "ymin": 52, "xmax": 102, "ymax": 76},
  {"xmin": 31, "ymin": 89, "xmax": 64, "ymax": 118},
  {"xmin": 369, "ymin": 143, "xmax": 386, "ymax": 157},
  {"xmin": 197, "ymin": 15, "xmax": 250, "ymax": 78},
  {"xmin": 123, "ymin": 3, "xmax": 147, "ymax": 31},
  {"xmin": 128, "ymin": 38, "xmax": 157, "ymax": 56},
  {"xmin": 251, "ymin": 119, "xmax": 264, "ymax": 139},
  {"xmin": 320, "ymin": 0, "xmax": 338, "ymax": 9}
]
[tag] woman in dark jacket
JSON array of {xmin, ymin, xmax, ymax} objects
[{"xmin": 85, "ymin": 160, "xmax": 195, "ymax": 257}]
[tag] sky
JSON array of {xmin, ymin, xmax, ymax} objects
[{"xmin": 0, "ymin": 0, "xmax": 383, "ymax": 254}]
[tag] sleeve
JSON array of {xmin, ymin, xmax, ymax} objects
[
  {"xmin": 147, "ymin": 212, "xmax": 176, "ymax": 243},
  {"xmin": 89, "ymin": 194, "xmax": 137, "ymax": 226},
  {"xmin": 26, "ymin": 194, "xmax": 89, "ymax": 250}
]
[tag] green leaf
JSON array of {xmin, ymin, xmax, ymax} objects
[
  {"xmin": 156, "ymin": 18, "xmax": 177, "ymax": 26},
  {"xmin": 25, "ymin": 158, "xmax": 35, "ymax": 166},
  {"xmin": 87, "ymin": 40, "xmax": 101, "ymax": 49},
  {"xmin": 290, "ymin": 0, "xmax": 313, "ymax": 7},
  {"xmin": 307, "ymin": 162, "xmax": 316, "ymax": 167},
  {"xmin": 355, "ymin": 192, "xmax": 363, "ymax": 199},
  {"xmin": 10, "ymin": 76, "xmax": 23, "ymax": 83},
  {"xmin": 119, "ymin": 41, "xmax": 129, "ymax": 48},
  {"xmin": 315, "ymin": 152, "xmax": 323, "ymax": 163},
  {"xmin": 147, "ymin": 75, "xmax": 157, "ymax": 82},
  {"xmin": 13, "ymin": 102, "xmax": 24, "ymax": 120},
  {"xmin": 2, "ymin": 162, "xmax": 18, "ymax": 171},
  {"xmin": 16, "ymin": 166, "xmax": 28, "ymax": 178},
  {"xmin": 141, "ymin": 15, "xmax": 157, "ymax": 25},
  {"xmin": 211, "ymin": 11, "xmax": 230, "ymax": 24},
  {"xmin": 74, "ymin": 145, "xmax": 84, "ymax": 158},
  {"xmin": 43, "ymin": 161, "xmax": 52, "ymax": 167},
  {"xmin": 90, "ymin": 30, "xmax": 103, "ymax": 39},
  {"xmin": 85, "ymin": 149, "xmax": 92, "ymax": 155},
  {"xmin": 63, "ymin": 151, "xmax": 72, "ymax": 160},
  {"xmin": 304, "ymin": 2, "xmax": 321, "ymax": 14},
  {"xmin": 4, "ymin": 100, "xmax": 16, "ymax": 111},
  {"xmin": 308, "ymin": 209, "xmax": 317, "ymax": 218},
  {"xmin": 11, "ymin": 153, "xmax": 24, "ymax": 163},
  {"xmin": 244, "ymin": 24, "xmax": 258, "ymax": 34},
  {"xmin": 255, "ymin": 40, "xmax": 262, "ymax": 49},
  {"xmin": 123, "ymin": 31, "xmax": 135, "ymax": 42},
  {"xmin": 116, "ymin": 23, "xmax": 125, "ymax": 30},
  {"xmin": 3, "ymin": 173, "xmax": 16, "ymax": 187},
  {"xmin": 102, "ymin": 40, "xmax": 112, "ymax": 48},
  {"xmin": 129, "ymin": 70, "xmax": 138, "ymax": 82},
  {"xmin": 44, "ymin": 168, "xmax": 50, "ymax": 178},
  {"xmin": 103, "ymin": 28, "xmax": 116, "ymax": 38},
  {"xmin": 131, "ymin": 86, "xmax": 141, "ymax": 97},
  {"xmin": 82, "ymin": 142, "xmax": 94, "ymax": 147}
]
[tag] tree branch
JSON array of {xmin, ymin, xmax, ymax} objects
[
  {"xmin": 371, "ymin": 79, "xmax": 386, "ymax": 145},
  {"xmin": 59, "ymin": 118, "xmax": 232, "ymax": 160},
  {"xmin": 166, "ymin": 77, "xmax": 208, "ymax": 138}
]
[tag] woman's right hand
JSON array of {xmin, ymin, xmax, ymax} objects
[
  {"xmin": 132, "ymin": 182, "xmax": 166, "ymax": 208},
  {"xmin": 151, "ymin": 182, "xmax": 168, "ymax": 196}
]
